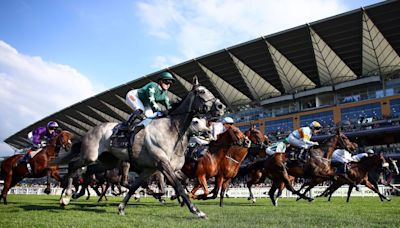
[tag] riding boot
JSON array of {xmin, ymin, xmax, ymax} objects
[
  {"xmin": 297, "ymin": 148, "xmax": 305, "ymax": 162},
  {"xmin": 16, "ymin": 151, "xmax": 32, "ymax": 167},
  {"xmin": 127, "ymin": 110, "xmax": 146, "ymax": 130}
]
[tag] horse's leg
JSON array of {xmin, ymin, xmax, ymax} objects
[
  {"xmin": 61, "ymin": 160, "xmax": 88, "ymax": 206},
  {"xmin": 346, "ymin": 185, "xmax": 354, "ymax": 202},
  {"xmin": 208, "ymin": 175, "xmax": 223, "ymax": 200},
  {"xmin": 158, "ymin": 160, "xmax": 206, "ymax": 219},
  {"xmin": 268, "ymin": 182, "xmax": 279, "ymax": 206},
  {"xmin": 364, "ymin": 180, "xmax": 390, "ymax": 201},
  {"xmin": 247, "ymin": 172, "xmax": 262, "ymax": 203},
  {"xmin": 98, "ymin": 183, "xmax": 110, "ymax": 202},
  {"xmin": 189, "ymin": 181, "xmax": 202, "ymax": 198},
  {"xmin": 85, "ymin": 187, "xmax": 91, "ymax": 200},
  {"xmin": 372, "ymin": 179, "xmax": 389, "ymax": 201},
  {"xmin": 118, "ymin": 169, "xmax": 154, "ymax": 216},
  {"xmin": 1, "ymin": 171, "xmax": 13, "ymax": 205},
  {"xmin": 280, "ymin": 169, "xmax": 313, "ymax": 202},
  {"xmin": 194, "ymin": 174, "xmax": 209, "ymax": 200},
  {"xmin": 219, "ymin": 179, "xmax": 231, "ymax": 207}
]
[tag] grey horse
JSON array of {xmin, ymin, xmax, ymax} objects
[{"xmin": 58, "ymin": 77, "xmax": 225, "ymax": 218}]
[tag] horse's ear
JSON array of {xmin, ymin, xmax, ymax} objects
[
  {"xmin": 192, "ymin": 75, "xmax": 199, "ymax": 86},
  {"xmin": 335, "ymin": 127, "xmax": 341, "ymax": 135}
]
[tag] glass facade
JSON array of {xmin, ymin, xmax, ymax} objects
[
  {"xmin": 265, "ymin": 118, "xmax": 293, "ymax": 134},
  {"xmin": 390, "ymin": 98, "xmax": 400, "ymax": 117},
  {"xmin": 300, "ymin": 111, "xmax": 334, "ymax": 127},
  {"xmin": 341, "ymin": 102, "xmax": 381, "ymax": 122}
]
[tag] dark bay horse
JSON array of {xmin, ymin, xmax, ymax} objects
[
  {"xmin": 0, "ymin": 131, "xmax": 72, "ymax": 204},
  {"xmin": 287, "ymin": 129, "xmax": 358, "ymax": 198},
  {"xmin": 58, "ymin": 77, "xmax": 225, "ymax": 218},
  {"xmin": 317, "ymin": 153, "xmax": 390, "ymax": 202},
  {"xmin": 183, "ymin": 125, "xmax": 250, "ymax": 207}
]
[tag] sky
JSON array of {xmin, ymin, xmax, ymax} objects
[{"xmin": 0, "ymin": 0, "xmax": 383, "ymax": 156}]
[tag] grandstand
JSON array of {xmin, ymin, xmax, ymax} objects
[{"xmin": 4, "ymin": 0, "xmax": 400, "ymax": 167}]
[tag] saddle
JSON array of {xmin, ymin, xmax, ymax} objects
[{"xmin": 110, "ymin": 123, "xmax": 130, "ymax": 149}]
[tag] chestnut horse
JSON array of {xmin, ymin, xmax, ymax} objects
[
  {"xmin": 0, "ymin": 131, "xmax": 72, "ymax": 204},
  {"xmin": 317, "ymin": 153, "xmax": 390, "ymax": 202},
  {"xmin": 182, "ymin": 125, "xmax": 251, "ymax": 206}
]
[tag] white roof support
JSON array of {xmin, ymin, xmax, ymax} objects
[
  {"xmin": 266, "ymin": 41, "xmax": 316, "ymax": 93},
  {"xmin": 310, "ymin": 27, "xmax": 357, "ymax": 85},
  {"xmin": 362, "ymin": 11, "xmax": 400, "ymax": 76},
  {"xmin": 197, "ymin": 62, "xmax": 251, "ymax": 106},
  {"xmin": 228, "ymin": 51, "xmax": 281, "ymax": 101}
]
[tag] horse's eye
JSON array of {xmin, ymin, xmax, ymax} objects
[
  {"xmin": 193, "ymin": 121, "xmax": 198, "ymax": 125},
  {"xmin": 199, "ymin": 90, "xmax": 205, "ymax": 94}
]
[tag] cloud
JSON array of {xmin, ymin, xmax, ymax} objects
[
  {"xmin": 135, "ymin": 0, "xmax": 348, "ymax": 68},
  {"xmin": 0, "ymin": 40, "xmax": 100, "ymax": 157}
]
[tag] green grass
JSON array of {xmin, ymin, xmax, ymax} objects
[{"xmin": 0, "ymin": 195, "xmax": 399, "ymax": 227}]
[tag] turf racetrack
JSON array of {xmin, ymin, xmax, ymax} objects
[{"xmin": 0, "ymin": 195, "xmax": 398, "ymax": 227}]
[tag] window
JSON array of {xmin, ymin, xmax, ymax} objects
[
  {"xmin": 265, "ymin": 118, "xmax": 293, "ymax": 134},
  {"xmin": 300, "ymin": 111, "xmax": 334, "ymax": 127}
]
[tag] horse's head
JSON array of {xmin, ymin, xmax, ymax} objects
[
  {"xmin": 332, "ymin": 129, "xmax": 357, "ymax": 152},
  {"xmin": 51, "ymin": 130, "xmax": 73, "ymax": 152},
  {"xmin": 244, "ymin": 125, "xmax": 269, "ymax": 149},
  {"xmin": 216, "ymin": 125, "xmax": 248, "ymax": 147},
  {"xmin": 190, "ymin": 76, "xmax": 225, "ymax": 117},
  {"xmin": 188, "ymin": 117, "xmax": 211, "ymax": 139},
  {"xmin": 388, "ymin": 158, "xmax": 400, "ymax": 175}
]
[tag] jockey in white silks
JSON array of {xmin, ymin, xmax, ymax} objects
[
  {"xmin": 188, "ymin": 116, "xmax": 235, "ymax": 160},
  {"xmin": 351, "ymin": 149, "xmax": 375, "ymax": 162}
]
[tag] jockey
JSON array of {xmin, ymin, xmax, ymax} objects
[
  {"xmin": 125, "ymin": 71, "xmax": 175, "ymax": 130},
  {"xmin": 266, "ymin": 138, "xmax": 290, "ymax": 156},
  {"xmin": 188, "ymin": 116, "xmax": 234, "ymax": 159},
  {"xmin": 331, "ymin": 148, "xmax": 354, "ymax": 176},
  {"xmin": 17, "ymin": 121, "xmax": 60, "ymax": 169},
  {"xmin": 351, "ymin": 148, "xmax": 374, "ymax": 162},
  {"xmin": 288, "ymin": 121, "xmax": 322, "ymax": 159},
  {"xmin": 210, "ymin": 116, "xmax": 235, "ymax": 141}
]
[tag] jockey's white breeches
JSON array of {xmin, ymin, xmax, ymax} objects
[
  {"xmin": 288, "ymin": 134, "xmax": 312, "ymax": 150},
  {"xmin": 126, "ymin": 89, "xmax": 157, "ymax": 118}
]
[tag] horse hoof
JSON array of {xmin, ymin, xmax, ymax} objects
[
  {"xmin": 252, "ymin": 198, "xmax": 256, "ymax": 204},
  {"xmin": 44, "ymin": 188, "xmax": 51, "ymax": 195},
  {"xmin": 118, "ymin": 204, "xmax": 126, "ymax": 216},
  {"xmin": 308, "ymin": 198, "xmax": 314, "ymax": 202},
  {"xmin": 60, "ymin": 197, "xmax": 70, "ymax": 207},
  {"xmin": 197, "ymin": 211, "xmax": 207, "ymax": 219}
]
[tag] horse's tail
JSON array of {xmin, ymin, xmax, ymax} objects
[{"xmin": 53, "ymin": 141, "xmax": 82, "ymax": 165}]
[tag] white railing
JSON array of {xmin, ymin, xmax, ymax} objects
[{"xmin": 6, "ymin": 185, "xmax": 392, "ymax": 198}]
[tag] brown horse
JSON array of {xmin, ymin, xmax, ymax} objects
[
  {"xmin": 0, "ymin": 131, "xmax": 72, "ymax": 204},
  {"xmin": 317, "ymin": 153, "xmax": 390, "ymax": 202},
  {"xmin": 287, "ymin": 129, "xmax": 358, "ymax": 198},
  {"xmin": 182, "ymin": 125, "xmax": 251, "ymax": 206}
]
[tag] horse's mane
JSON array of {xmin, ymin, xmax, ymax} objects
[{"xmin": 209, "ymin": 126, "xmax": 242, "ymax": 152}]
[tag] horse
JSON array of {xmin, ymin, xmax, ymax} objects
[
  {"xmin": 242, "ymin": 127, "xmax": 313, "ymax": 206},
  {"xmin": 287, "ymin": 129, "xmax": 358, "ymax": 198},
  {"xmin": 0, "ymin": 131, "xmax": 72, "ymax": 204},
  {"xmin": 323, "ymin": 155, "xmax": 399, "ymax": 202},
  {"xmin": 379, "ymin": 158, "xmax": 400, "ymax": 194},
  {"xmin": 182, "ymin": 125, "xmax": 251, "ymax": 207},
  {"xmin": 317, "ymin": 153, "xmax": 390, "ymax": 202},
  {"xmin": 58, "ymin": 77, "xmax": 225, "ymax": 219}
]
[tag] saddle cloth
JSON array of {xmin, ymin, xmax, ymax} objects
[{"xmin": 110, "ymin": 123, "xmax": 130, "ymax": 148}]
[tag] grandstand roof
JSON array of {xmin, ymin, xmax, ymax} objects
[{"xmin": 5, "ymin": 0, "xmax": 400, "ymax": 149}]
